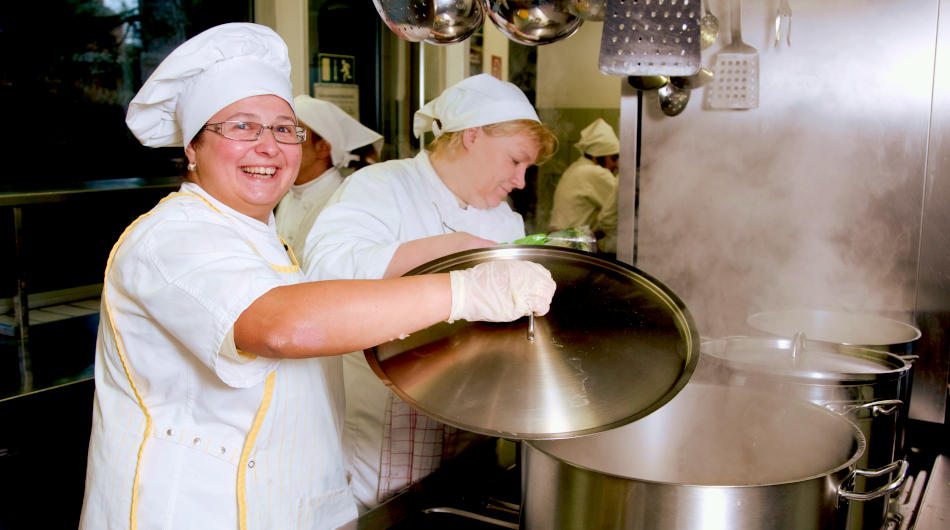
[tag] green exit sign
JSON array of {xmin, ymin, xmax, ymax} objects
[{"xmin": 317, "ymin": 53, "xmax": 356, "ymax": 84}]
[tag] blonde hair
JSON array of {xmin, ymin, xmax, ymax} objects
[{"xmin": 428, "ymin": 119, "xmax": 558, "ymax": 165}]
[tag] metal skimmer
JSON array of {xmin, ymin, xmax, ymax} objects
[{"xmin": 599, "ymin": 0, "xmax": 702, "ymax": 76}]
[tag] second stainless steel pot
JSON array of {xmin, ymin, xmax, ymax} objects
[
  {"xmin": 522, "ymin": 383, "xmax": 907, "ymax": 530},
  {"xmin": 695, "ymin": 335, "xmax": 914, "ymax": 530}
]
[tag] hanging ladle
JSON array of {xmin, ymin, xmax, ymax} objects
[
  {"xmin": 670, "ymin": 67, "xmax": 715, "ymax": 90},
  {"xmin": 627, "ymin": 75, "xmax": 670, "ymax": 91},
  {"xmin": 658, "ymin": 68, "xmax": 714, "ymax": 117},
  {"xmin": 699, "ymin": 0, "xmax": 720, "ymax": 49},
  {"xmin": 657, "ymin": 82, "xmax": 691, "ymax": 116}
]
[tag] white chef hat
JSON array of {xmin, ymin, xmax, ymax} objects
[
  {"xmin": 126, "ymin": 23, "xmax": 294, "ymax": 148},
  {"xmin": 574, "ymin": 118, "xmax": 620, "ymax": 157},
  {"xmin": 412, "ymin": 74, "xmax": 540, "ymax": 139},
  {"xmin": 294, "ymin": 96, "xmax": 384, "ymax": 168}
]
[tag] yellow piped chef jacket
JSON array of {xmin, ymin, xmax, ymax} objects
[{"xmin": 80, "ymin": 182, "xmax": 354, "ymax": 530}]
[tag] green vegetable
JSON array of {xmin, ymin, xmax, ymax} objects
[{"xmin": 510, "ymin": 233, "xmax": 550, "ymax": 245}]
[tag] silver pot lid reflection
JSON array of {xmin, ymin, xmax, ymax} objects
[
  {"xmin": 700, "ymin": 335, "xmax": 912, "ymax": 382},
  {"xmin": 746, "ymin": 309, "xmax": 921, "ymax": 348},
  {"xmin": 365, "ymin": 246, "xmax": 700, "ymax": 440}
]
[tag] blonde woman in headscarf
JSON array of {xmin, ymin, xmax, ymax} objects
[
  {"xmin": 549, "ymin": 118, "xmax": 621, "ymax": 253},
  {"xmin": 79, "ymin": 26, "xmax": 555, "ymax": 530},
  {"xmin": 302, "ymin": 73, "xmax": 558, "ymax": 512}
]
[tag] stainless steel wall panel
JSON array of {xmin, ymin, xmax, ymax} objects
[
  {"xmin": 619, "ymin": 0, "xmax": 947, "ymax": 421},
  {"xmin": 913, "ymin": 0, "xmax": 950, "ymax": 422}
]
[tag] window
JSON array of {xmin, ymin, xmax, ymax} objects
[{"xmin": 0, "ymin": 0, "xmax": 253, "ymax": 190}]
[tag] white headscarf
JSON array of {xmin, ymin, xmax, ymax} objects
[
  {"xmin": 412, "ymin": 74, "xmax": 540, "ymax": 139},
  {"xmin": 294, "ymin": 96, "xmax": 384, "ymax": 168},
  {"xmin": 574, "ymin": 118, "xmax": 620, "ymax": 157},
  {"xmin": 125, "ymin": 23, "xmax": 294, "ymax": 148}
]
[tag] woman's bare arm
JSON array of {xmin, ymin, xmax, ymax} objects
[
  {"xmin": 383, "ymin": 232, "xmax": 496, "ymax": 278},
  {"xmin": 235, "ymin": 274, "xmax": 451, "ymax": 358}
]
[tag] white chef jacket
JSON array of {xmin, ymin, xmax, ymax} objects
[
  {"xmin": 303, "ymin": 151, "xmax": 525, "ymax": 281},
  {"xmin": 549, "ymin": 156, "xmax": 617, "ymax": 234},
  {"xmin": 275, "ymin": 168, "xmax": 344, "ymax": 260},
  {"xmin": 80, "ymin": 182, "xmax": 355, "ymax": 530},
  {"xmin": 302, "ymin": 151, "xmax": 525, "ymax": 510}
]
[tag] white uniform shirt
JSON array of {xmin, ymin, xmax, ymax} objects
[
  {"xmin": 549, "ymin": 156, "xmax": 618, "ymax": 250},
  {"xmin": 80, "ymin": 182, "xmax": 355, "ymax": 530},
  {"xmin": 275, "ymin": 168, "xmax": 344, "ymax": 260},
  {"xmin": 301, "ymin": 151, "xmax": 525, "ymax": 510},
  {"xmin": 302, "ymin": 151, "xmax": 525, "ymax": 281}
]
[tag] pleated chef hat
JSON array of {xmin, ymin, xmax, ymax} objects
[
  {"xmin": 126, "ymin": 23, "xmax": 294, "ymax": 148},
  {"xmin": 294, "ymin": 96, "xmax": 384, "ymax": 168},
  {"xmin": 574, "ymin": 118, "xmax": 620, "ymax": 157},
  {"xmin": 413, "ymin": 74, "xmax": 540, "ymax": 139}
]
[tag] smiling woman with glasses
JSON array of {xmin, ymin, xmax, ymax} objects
[{"xmin": 80, "ymin": 23, "xmax": 555, "ymax": 530}]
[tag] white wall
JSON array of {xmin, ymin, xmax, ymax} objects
[
  {"xmin": 256, "ymin": 0, "xmax": 308, "ymax": 96},
  {"xmin": 482, "ymin": 21, "xmax": 510, "ymax": 81},
  {"xmin": 536, "ymin": 22, "xmax": 620, "ymax": 109}
]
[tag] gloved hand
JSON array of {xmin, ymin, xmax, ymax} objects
[{"xmin": 448, "ymin": 260, "xmax": 556, "ymax": 323}]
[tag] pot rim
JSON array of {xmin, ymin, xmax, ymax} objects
[{"xmin": 700, "ymin": 335, "xmax": 912, "ymax": 383}]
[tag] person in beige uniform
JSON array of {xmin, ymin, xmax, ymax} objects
[
  {"xmin": 79, "ymin": 23, "xmax": 555, "ymax": 530},
  {"xmin": 549, "ymin": 118, "xmax": 620, "ymax": 253}
]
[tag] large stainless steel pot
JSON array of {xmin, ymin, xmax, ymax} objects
[
  {"xmin": 696, "ymin": 335, "xmax": 914, "ymax": 529},
  {"xmin": 522, "ymin": 383, "xmax": 908, "ymax": 530}
]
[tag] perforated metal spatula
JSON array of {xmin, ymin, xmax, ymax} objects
[
  {"xmin": 599, "ymin": 0, "xmax": 702, "ymax": 77},
  {"xmin": 705, "ymin": 0, "xmax": 758, "ymax": 109}
]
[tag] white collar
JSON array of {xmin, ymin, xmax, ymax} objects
[
  {"xmin": 289, "ymin": 167, "xmax": 341, "ymax": 198},
  {"xmin": 180, "ymin": 181, "xmax": 277, "ymax": 231}
]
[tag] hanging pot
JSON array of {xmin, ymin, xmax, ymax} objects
[
  {"xmin": 522, "ymin": 383, "xmax": 908, "ymax": 530},
  {"xmin": 484, "ymin": 0, "xmax": 583, "ymax": 46},
  {"xmin": 373, "ymin": 0, "xmax": 484, "ymax": 45}
]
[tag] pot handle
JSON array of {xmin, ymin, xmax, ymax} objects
[
  {"xmin": 838, "ymin": 459, "xmax": 909, "ymax": 502},
  {"xmin": 829, "ymin": 399, "xmax": 903, "ymax": 417}
]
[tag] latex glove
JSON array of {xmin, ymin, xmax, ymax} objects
[{"xmin": 448, "ymin": 260, "xmax": 556, "ymax": 323}]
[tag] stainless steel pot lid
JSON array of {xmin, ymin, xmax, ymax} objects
[
  {"xmin": 366, "ymin": 246, "xmax": 700, "ymax": 440},
  {"xmin": 701, "ymin": 336, "xmax": 911, "ymax": 380},
  {"xmin": 746, "ymin": 309, "xmax": 921, "ymax": 347}
]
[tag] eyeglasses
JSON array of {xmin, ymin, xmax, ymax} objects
[{"xmin": 204, "ymin": 121, "xmax": 307, "ymax": 144}]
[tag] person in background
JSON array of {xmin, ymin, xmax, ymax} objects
[
  {"xmin": 548, "ymin": 117, "xmax": 620, "ymax": 253},
  {"xmin": 79, "ymin": 24, "xmax": 555, "ymax": 530},
  {"xmin": 302, "ymin": 73, "xmax": 558, "ymax": 511},
  {"xmin": 275, "ymin": 95, "xmax": 383, "ymax": 259}
]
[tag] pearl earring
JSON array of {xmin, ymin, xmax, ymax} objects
[{"xmin": 187, "ymin": 162, "xmax": 197, "ymax": 171}]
